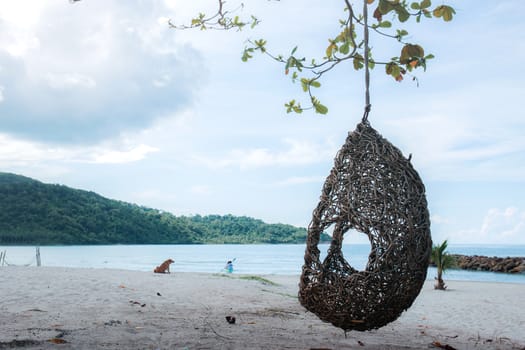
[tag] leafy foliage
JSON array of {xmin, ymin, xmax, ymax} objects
[
  {"xmin": 168, "ymin": 2, "xmax": 260, "ymax": 31},
  {"xmin": 0, "ymin": 173, "xmax": 329, "ymax": 245},
  {"xmin": 172, "ymin": 0, "xmax": 455, "ymax": 114},
  {"xmin": 431, "ymin": 239, "xmax": 456, "ymax": 290}
]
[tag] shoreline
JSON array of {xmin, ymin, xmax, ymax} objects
[
  {"xmin": 1, "ymin": 266, "xmax": 524, "ymax": 349},
  {"xmin": 2, "ymin": 244, "xmax": 525, "ymax": 285}
]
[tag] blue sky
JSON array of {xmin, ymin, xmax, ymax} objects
[{"xmin": 0, "ymin": 1, "xmax": 524, "ymax": 244}]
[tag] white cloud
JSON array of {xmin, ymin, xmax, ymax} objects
[
  {"xmin": 0, "ymin": 1, "xmax": 47, "ymax": 27},
  {"xmin": 196, "ymin": 138, "xmax": 337, "ymax": 170},
  {"xmin": 90, "ymin": 144, "xmax": 159, "ymax": 164},
  {"xmin": 45, "ymin": 72, "xmax": 96, "ymax": 89},
  {"xmin": 0, "ymin": 133, "xmax": 66, "ymax": 166},
  {"xmin": 1, "ymin": 30, "xmax": 40, "ymax": 58},
  {"xmin": 448, "ymin": 207, "xmax": 525, "ymax": 244},
  {"xmin": 431, "ymin": 215, "xmax": 450, "ymax": 225},
  {"xmin": 0, "ymin": 85, "xmax": 4, "ymax": 103},
  {"xmin": 0, "ymin": 2, "xmax": 44, "ymax": 57},
  {"xmin": 274, "ymin": 176, "xmax": 325, "ymax": 186},
  {"xmin": 152, "ymin": 73, "xmax": 173, "ymax": 88},
  {"xmin": 0, "ymin": 0, "xmax": 202, "ymax": 144},
  {"xmin": 382, "ymin": 83, "xmax": 525, "ymax": 182},
  {"xmin": 190, "ymin": 185, "xmax": 211, "ymax": 195},
  {"xmin": 480, "ymin": 207, "xmax": 525, "ymax": 241},
  {"xmin": 0, "ymin": 133, "xmax": 158, "ymax": 167}
]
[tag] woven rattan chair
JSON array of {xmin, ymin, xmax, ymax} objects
[{"xmin": 299, "ymin": 118, "xmax": 431, "ymax": 331}]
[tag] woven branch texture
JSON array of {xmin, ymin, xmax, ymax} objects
[{"xmin": 299, "ymin": 119, "xmax": 431, "ymax": 331}]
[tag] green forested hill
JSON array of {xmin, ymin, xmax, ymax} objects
[{"xmin": 0, "ymin": 172, "xmax": 329, "ymax": 245}]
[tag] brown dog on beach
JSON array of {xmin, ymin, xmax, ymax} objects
[{"xmin": 154, "ymin": 259, "xmax": 174, "ymax": 273}]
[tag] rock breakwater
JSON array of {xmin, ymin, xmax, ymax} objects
[{"xmin": 451, "ymin": 255, "xmax": 525, "ymax": 274}]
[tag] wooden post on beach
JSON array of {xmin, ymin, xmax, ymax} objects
[
  {"xmin": 36, "ymin": 247, "xmax": 41, "ymax": 267},
  {"xmin": 0, "ymin": 250, "xmax": 5, "ymax": 266}
]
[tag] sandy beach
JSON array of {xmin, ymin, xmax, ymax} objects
[{"xmin": 1, "ymin": 266, "xmax": 524, "ymax": 350}]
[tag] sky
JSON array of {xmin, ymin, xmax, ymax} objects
[{"xmin": 0, "ymin": 0, "xmax": 524, "ymax": 245}]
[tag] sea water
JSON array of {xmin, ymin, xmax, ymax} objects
[{"xmin": 1, "ymin": 244, "xmax": 524, "ymax": 284}]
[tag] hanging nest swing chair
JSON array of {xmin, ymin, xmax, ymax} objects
[
  {"xmin": 297, "ymin": 0, "xmax": 432, "ymax": 332},
  {"xmin": 298, "ymin": 116, "xmax": 431, "ymax": 332}
]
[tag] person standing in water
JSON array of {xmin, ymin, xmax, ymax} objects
[{"xmin": 224, "ymin": 260, "xmax": 234, "ymax": 273}]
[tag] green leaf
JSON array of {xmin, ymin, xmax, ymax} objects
[
  {"xmin": 250, "ymin": 15, "xmax": 259, "ymax": 29},
  {"xmin": 241, "ymin": 48, "xmax": 254, "ymax": 62},
  {"xmin": 312, "ymin": 98, "xmax": 328, "ymax": 114},
  {"xmin": 421, "ymin": 0, "xmax": 431, "ymax": 9},
  {"xmin": 254, "ymin": 39, "xmax": 267, "ymax": 53},
  {"xmin": 254, "ymin": 39, "xmax": 266, "ymax": 48},
  {"xmin": 353, "ymin": 54, "xmax": 364, "ymax": 70},
  {"xmin": 300, "ymin": 78, "xmax": 309, "ymax": 92},
  {"xmin": 315, "ymin": 104, "xmax": 328, "ymax": 114},
  {"xmin": 335, "ymin": 31, "xmax": 345, "ymax": 43},
  {"xmin": 285, "ymin": 100, "xmax": 296, "ymax": 113},
  {"xmin": 339, "ymin": 42, "xmax": 350, "ymax": 55},
  {"xmin": 191, "ymin": 18, "xmax": 202, "ymax": 26},
  {"xmin": 378, "ymin": 0, "xmax": 394, "ymax": 14},
  {"xmin": 397, "ymin": 29, "xmax": 408, "ymax": 38},
  {"xmin": 386, "ymin": 62, "xmax": 401, "ymax": 78},
  {"xmin": 292, "ymin": 57, "xmax": 304, "ymax": 72},
  {"xmin": 400, "ymin": 44, "xmax": 424, "ymax": 64},
  {"xmin": 232, "ymin": 16, "xmax": 246, "ymax": 29},
  {"xmin": 285, "ymin": 100, "xmax": 302, "ymax": 114},
  {"xmin": 396, "ymin": 6, "xmax": 410, "ymax": 22},
  {"xmin": 411, "ymin": 2, "xmax": 420, "ymax": 10},
  {"xmin": 299, "ymin": 78, "xmax": 321, "ymax": 91},
  {"xmin": 326, "ymin": 41, "xmax": 337, "ymax": 58},
  {"xmin": 285, "ymin": 104, "xmax": 292, "ymax": 113},
  {"xmin": 432, "ymin": 5, "xmax": 456, "ymax": 22},
  {"xmin": 378, "ymin": 20, "xmax": 392, "ymax": 28},
  {"xmin": 441, "ymin": 5, "xmax": 456, "ymax": 21},
  {"xmin": 285, "ymin": 57, "xmax": 292, "ymax": 74}
]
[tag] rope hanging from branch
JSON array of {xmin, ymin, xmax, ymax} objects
[
  {"xmin": 362, "ymin": 0, "xmax": 371, "ymax": 122},
  {"xmin": 298, "ymin": 0, "xmax": 432, "ymax": 332}
]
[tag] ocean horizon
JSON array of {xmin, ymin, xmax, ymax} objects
[{"xmin": 1, "ymin": 243, "xmax": 524, "ymax": 284}]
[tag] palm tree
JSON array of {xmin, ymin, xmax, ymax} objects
[{"xmin": 431, "ymin": 240, "xmax": 456, "ymax": 290}]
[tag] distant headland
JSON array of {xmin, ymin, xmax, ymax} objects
[{"xmin": 0, "ymin": 172, "xmax": 330, "ymax": 245}]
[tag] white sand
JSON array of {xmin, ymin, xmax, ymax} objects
[{"xmin": 1, "ymin": 266, "xmax": 524, "ymax": 349}]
